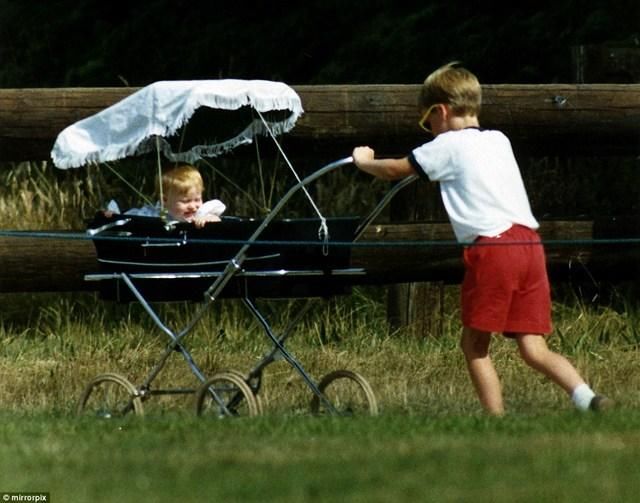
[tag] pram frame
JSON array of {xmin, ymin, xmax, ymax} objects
[{"xmin": 78, "ymin": 157, "xmax": 416, "ymax": 418}]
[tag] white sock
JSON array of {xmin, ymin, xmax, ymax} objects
[{"xmin": 571, "ymin": 383, "xmax": 596, "ymax": 411}]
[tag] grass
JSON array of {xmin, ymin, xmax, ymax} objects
[
  {"xmin": 2, "ymin": 411, "xmax": 640, "ymax": 502},
  {"xmin": 1, "ymin": 287, "xmax": 639, "ymax": 416},
  {"xmin": 1, "ymin": 160, "xmax": 640, "ymax": 501}
]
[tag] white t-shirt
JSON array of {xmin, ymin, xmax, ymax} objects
[{"xmin": 409, "ymin": 128, "xmax": 539, "ymax": 243}]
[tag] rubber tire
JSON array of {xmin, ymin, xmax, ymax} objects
[
  {"xmin": 310, "ymin": 369, "xmax": 378, "ymax": 416},
  {"xmin": 76, "ymin": 372, "xmax": 144, "ymax": 418},
  {"xmin": 195, "ymin": 371, "xmax": 261, "ymax": 417},
  {"xmin": 218, "ymin": 368, "xmax": 263, "ymax": 415}
]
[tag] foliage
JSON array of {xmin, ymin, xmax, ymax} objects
[{"xmin": 0, "ymin": 1, "xmax": 638, "ymax": 87}]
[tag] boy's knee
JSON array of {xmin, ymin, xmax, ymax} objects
[
  {"xmin": 460, "ymin": 328, "xmax": 491, "ymax": 358},
  {"xmin": 518, "ymin": 346, "xmax": 538, "ymax": 367},
  {"xmin": 517, "ymin": 336, "xmax": 549, "ymax": 367}
]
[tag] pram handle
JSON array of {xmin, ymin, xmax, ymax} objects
[
  {"xmin": 202, "ymin": 156, "xmax": 354, "ymax": 302},
  {"xmin": 354, "ymin": 175, "xmax": 419, "ymax": 240}
]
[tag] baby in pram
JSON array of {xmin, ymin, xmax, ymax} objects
[{"xmin": 107, "ymin": 164, "xmax": 226, "ymax": 228}]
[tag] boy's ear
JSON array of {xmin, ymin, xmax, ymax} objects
[{"xmin": 439, "ymin": 104, "xmax": 451, "ymax": 120}]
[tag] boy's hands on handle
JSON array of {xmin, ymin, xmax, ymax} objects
[
  {"xmin": 352, "ymin": 146, "xmax": 414, "ymax": 181},
  {"xmin": 352, "ymin": 146, "xmax": 375, "ymax": 167}
]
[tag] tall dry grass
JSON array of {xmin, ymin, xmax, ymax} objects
[
  {"xmin": 1, "ymin": 286, "xmax": 639, "ymax": 415},
  {"xmin": 0, "ymin": 161, "xmax": 108, "ymax": 229},
  {"xmin": 0, "ymin": 160, "xmax": 639, "ymax": 415}
]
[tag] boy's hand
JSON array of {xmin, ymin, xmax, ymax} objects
[
  {"xmin": 352, "ymin": 146, "xmax": 375, "ymax": 167},
  {"xmin": 352, "ymin": 146, "xmax": 414, "ymax": 180}
]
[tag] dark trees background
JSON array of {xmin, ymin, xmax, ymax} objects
[{"xmin": 0, "ymin": 1, "xmax": 638, "ymax": 87}]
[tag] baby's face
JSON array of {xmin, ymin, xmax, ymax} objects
[{"xmin": 164, "ymin": 187, "xmax": 203, "ymax": 222}]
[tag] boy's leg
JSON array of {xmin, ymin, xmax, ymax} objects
[
  {"xmin": 514, "ymin": 334, "xmax": 585, "ymax": 394},
  {"xmin": 516, "ymin": 334, "xmax": 616, "ymax": 410},
  {"xmin": 460, "ymin": 327, "xmax": 504, "ymax": 416}
]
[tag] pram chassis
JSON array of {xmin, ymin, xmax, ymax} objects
[{"xmin": 77, "ymin": 158, "xmax": 415, "ymax": 418}]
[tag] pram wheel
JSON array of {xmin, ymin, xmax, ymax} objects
[
  {"xmin": 195, "ymin": 371, "xmax": 261, "ymax": 418},
  {"xmin": 219, "ymin": 368, "xmax": 264, "ymax": 415},
  {"xmin": 310, "ymin": 370, "xmax": 378, "ymax": 416},
  {"xmin": 76, "ymin": 373, "xmax": 144, "ymax": 418}
]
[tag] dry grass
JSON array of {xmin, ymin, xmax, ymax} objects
[
  {"xmin": 0, "ymin": 161, "xmax": 109, "ymax": 229},
  {"xmin": 0, "ymin": 287, "xmax": 638, "ymax": 416}
]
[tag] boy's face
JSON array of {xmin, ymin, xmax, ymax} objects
[{"xmin": 164, "ymin": 187, "xmax": 203, "ymax": 222}]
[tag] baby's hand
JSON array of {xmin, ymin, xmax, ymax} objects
[{"xmin": 193, "ymin": 214, "xmax": 221, "ymax": 228}]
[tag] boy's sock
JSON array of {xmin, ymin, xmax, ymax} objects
[{"xmin": 571, "ymin": 383, "xmax": 596, "ymax": 411}]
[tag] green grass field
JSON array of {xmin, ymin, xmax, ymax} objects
[{"xmin": 2, "ymin": 411, "xmax": 640, "ymax": 502}]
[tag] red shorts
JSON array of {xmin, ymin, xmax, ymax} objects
[{"xmin": 461, "ymin": 225, "xmax": 552, "ymax": 336}]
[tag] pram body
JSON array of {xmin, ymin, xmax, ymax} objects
[{"xmin": 88, "ymin": 213, "xmax": 361, "ymax": 301}]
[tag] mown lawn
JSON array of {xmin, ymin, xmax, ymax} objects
[{"xmin": 2, "ymin": 410, "xmax": 640, "ymax": 502}]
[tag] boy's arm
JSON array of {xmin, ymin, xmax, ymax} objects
[{"xmin": 352, "ymin": 146, "xmax": 415, "ymax": 180}]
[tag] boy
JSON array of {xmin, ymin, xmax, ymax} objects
[
  {"xmin": 123, "ymin": 164, "xmax": 225, "ymax": 228},
  {"xmin": 352, "ymin": 62, "xmax": 611, "ymax": 415}
]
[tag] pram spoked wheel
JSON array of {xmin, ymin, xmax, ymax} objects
[
  {"xmin": 310, "ymin": 369, "xmax": 378, "ymax": 416},
  {"xmin": 219, "ymin": 368, "xmax": 264, "ymax": 415},
  {"xmin": 76, "ymin": 373, "xmax": 144, "ymax": 418},
  {"xmin": 195, "ymin": 371, "xmax": 261, "ymax": 417}
]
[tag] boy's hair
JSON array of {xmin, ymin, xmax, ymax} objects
[
  {"xmin": 419, "ymin": 62, "xmax": 481, "ymax": 116},
  {"xmin": 160, "ymin": 164, "xmax": 203, "ymax": 197}
]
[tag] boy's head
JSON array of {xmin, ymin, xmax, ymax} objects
[
  {"xmin": 419, "ymin": 62, "xmax": 481, "ymax": 118},
  {"xmin": 161, "ymin": 164, "xmax": 204, "ymax": 221}
]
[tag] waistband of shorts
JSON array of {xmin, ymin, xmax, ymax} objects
[{"xmin": 473, "ymin": 224, "xmax": 539, "ymax": 243}]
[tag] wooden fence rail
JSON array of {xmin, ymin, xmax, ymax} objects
[{"xmin": 1, "ymin": 84, "xmax": 639, "ymax": 162}]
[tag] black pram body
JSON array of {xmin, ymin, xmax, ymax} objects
[{"xmin": 88, "ymin": 213, "xmax": 361, "ymax": 302}]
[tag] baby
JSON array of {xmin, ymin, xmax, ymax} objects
[
  {"xmin": 107, "ymin": 164, "xmax": 225, "ymax": 228},
  {"xmin": 160, "ymin": 164, "xmax": 225, "ymax": 227}
]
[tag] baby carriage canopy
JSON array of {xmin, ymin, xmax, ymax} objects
[{"xmin": 50, "ymin": 79, "xmax": 304, "ymax": 169}]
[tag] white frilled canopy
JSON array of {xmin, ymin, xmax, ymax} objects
[{"xmin": 51, "ymin": 79, "xmax": 304, "ymax": 169}]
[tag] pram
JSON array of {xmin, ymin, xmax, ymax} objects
[{"xmin": 52, "ymin": 80, "xmax": 411, "ymax": 418}]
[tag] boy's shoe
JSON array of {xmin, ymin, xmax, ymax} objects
[{"xmin": 589, "ymin": 395, "xmax": 615, "ymax": 412}]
